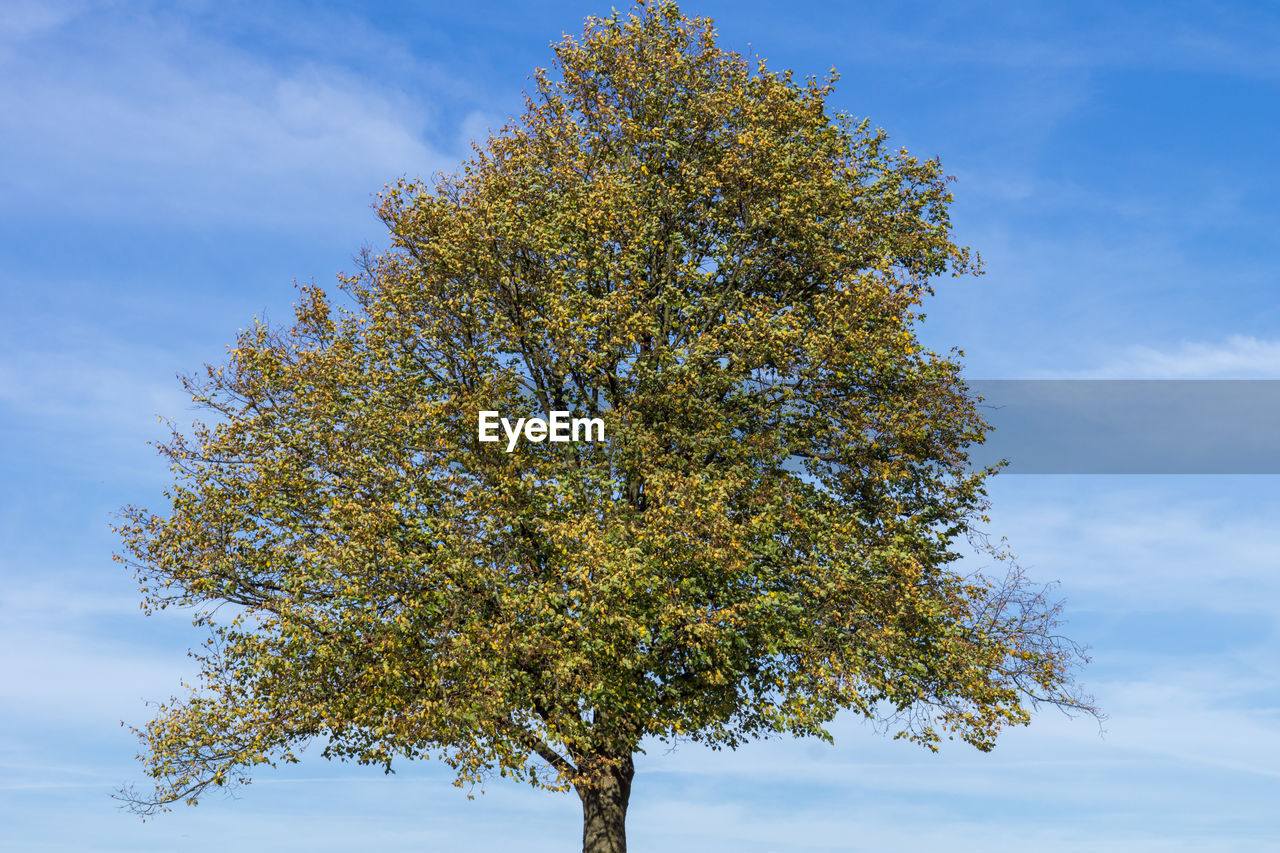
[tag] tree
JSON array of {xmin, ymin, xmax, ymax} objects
[{"xmin": 115, "ymin": 4, "xmax": 1096, "ymax": 851}]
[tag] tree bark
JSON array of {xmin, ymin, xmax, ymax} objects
[{"xmin": 578, "ymin": 754, "xmax": 634, "ymax": 853}]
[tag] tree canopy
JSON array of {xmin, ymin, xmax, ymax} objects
[{"xmin": 116, "ymin": 4, "xmax": 1095, "ymax": 851}]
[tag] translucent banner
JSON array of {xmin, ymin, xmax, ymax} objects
[{"xmin": 965, "ymin": 380, "xmax": 1280, "ymax": 474}]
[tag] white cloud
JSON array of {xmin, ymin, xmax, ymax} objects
[
  {"xmin": 0, "ymin": 0, "xmax": 86, "ymax": 43},
  {"xmin": 457, "ymin": 108, "xmax": 510, "ymax": 154},
  {"xmin": 981, "ymin": 477, "xmax": 1280, "ymax": 614},
  {"xmin": 0, "ymin": 347, "xmax": 186, "ymax": 431},
  {"xmin": 0, "ymin": 5, "xmax": 457, "ymax": 230},
  {"xmin": 0, "ymin": 337, "xmax": 196, "ymax": 484},
  {"xmin": 0, "ymin": 618, "xmax": 192, "ymax": 725},
  {"xmin": 777, "ymin": 3, "xmax": 1280, "ymax": 79},
  {"xmin": 1062, "ymin": 335, "xmax": 1280, "ymax": 379}
]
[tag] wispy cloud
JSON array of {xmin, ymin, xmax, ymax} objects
[
  {"xmin": 982, "ymin": 477, "xmax": 1280, "ymax": 613},
  {"xmin": 0, "ymin": 334, "xmax": 197, "ymax": 488},
  {"xmin": 0, "ymin": 346, "xmax": 188, "ymax": 433},
  {"xmin": 772, "ymin": 2, "xmax": 1280, "ymax": 79},
  {"xmin": 1054, "ymin": 335, "xmax": 1280, "ymax": 378},
  {"xmin": 0, "ymin": 0, "xmax": 86, "ymax": 43},
  {"xmin": 0, "ymin": 4, "xmax": 457, "ymax": 231}
]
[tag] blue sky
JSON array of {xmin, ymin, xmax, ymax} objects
[{"xmin": 2, "ymin": 1, "xmax": 1278, "ymax": 850}]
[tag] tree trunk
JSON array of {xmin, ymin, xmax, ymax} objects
[{"xmin": 578, "ymin": 754, "xmax": 634, "ymax": 853}]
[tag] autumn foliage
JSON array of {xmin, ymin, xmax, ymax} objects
[{"xmin": 116, "ymin": 4, "xmax": 1095, "ymax": 851}]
